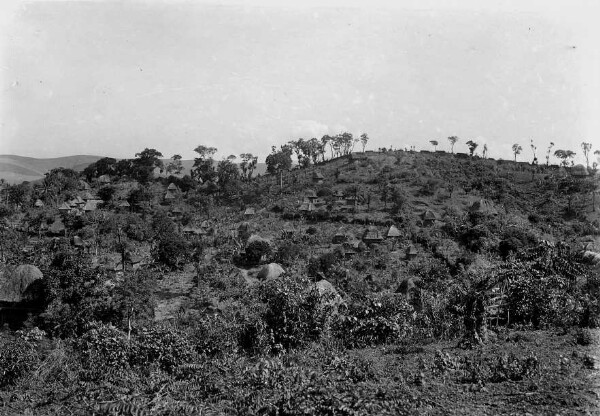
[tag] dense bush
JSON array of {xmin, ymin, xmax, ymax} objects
[
  {"xmin": 39, "ymin": 251, "xmax": 119, "ymax": 337},
  {"xmin": 76, "ymin": 323, "xmax": 130, "ymax": 374},
  {"xmin": 153, "ymin": 232, "xmax": 189, "ymax": 270},
  {"xmin": 133, "ymin": 325, "xmax": 195, "ymax": 372},
  {"xmin": 259, "ymin": 278, "xmax": 332, "ymax": 352},
  {"xmin": 0, "ymin": 337, "xmax": 40, "ymax": 387},
  {"xmin": 333, "ymin": 293, "xmax": 415, "ymax": 348},
  {"xmin": 245, "ymin": 240, "xmax": 272, "ymax": 266}
]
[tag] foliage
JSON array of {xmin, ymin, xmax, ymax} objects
[
  {"xmin": 192, "ymin": 145, "xmax": 217, "ymax": 184},
  {"xmin": 133, "ymin": 325, "xmax": 195, "ymax": 372},
  {"xmin": 0, "ymin": 337, "xmax": 40, "ymax": 387},
  {"xmin": 97, "ymin": 185, "xmax": 115, "ymax": 203},
  {"xmin": 153, "ymin": 231, "xmax": 189, "ymax": 270},
  {"xmin": 39, "ymin": 251, "xmax": 119, "ymax": 337},
  {"xmin": 265, "ymin": 145, "xmax": 293, "ymax": 176},
  {"xmin": 333, "ymin": 293, "xmax": 415, "ymax": 348},
  {"xmin": 259, "ymin": 277, "xmax": 332, "ymax": 352},
  {"xmin": 245, "ymin": 240, "xmax": 272, "ymax": 266},
  {"xmin": 76, "ymin": 323, "xmax": 131, "ymax": 373}
]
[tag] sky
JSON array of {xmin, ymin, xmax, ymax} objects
[{"xmin": 1, "ymin": 0, "xmax": 599, "ymax": 164}]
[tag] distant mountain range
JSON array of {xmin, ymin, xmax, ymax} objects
[{"xmin": 0, "ymin": 154, "xmax": 267, "ymax": 184}]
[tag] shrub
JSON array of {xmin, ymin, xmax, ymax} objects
[
  {"xmin": 259, "ymin": 277, "xmax": 332, "ymax": 352},
  {"xmin": 76, "ymin": 324, "xmax": 130, "ymax": 372},
  {"xmin": 333, "ymin": 293, "xmax": 415, "ymax": 348},
  {"xmin": 245, "ymin": 240, "xmax": 272, "ymax": 266},
  {"xmin": 133, "ymin": 325, "xmax": 195, "ymax": 372},
  {"xmin": 0, "ymin": 338, "xmax": 40, "ymax": 387},
  {"xmin": 153, "ymin": 232, "xmax": 189, "ymax": 270}
]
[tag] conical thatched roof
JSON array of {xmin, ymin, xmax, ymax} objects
[
  {"xmin": 312, "ymin": 171, "xmax": 324, "ymax": 179},
  {"xmin": 257, "ymin": 263, "xmax": 285, "ymax": 280},
  {"xmin": 164, "ymin": 191, "xmax": 176, "ymax": 200},
  {"xmin": 0, "ymin": 264, "xmax": 43, "ymax": 303},
  {"xmin": 421, "ymin": 210, "xmax": 437, "ymax": 221},
  {"xmin": 386, "ymin": 225, "xmax": 401, "ymax": 238},
  {"xmin": 58, "ymin": 202, "xmax": 71, "ymax": 211},
  {"xmin": 79, "ymin": 180, "xmax": 91, "ymax": 190},
  {"xmin": 244, "ymin": 207, "xmax": 256, "ymax": 216},
  {"xmin": 118, "ymin": 200, "xmax": 131, "ymax": 208},
  {"xmin": 72, "ymin": 235, "xmax": 84, "ymax": 247},
  {"xmin": 34, "ymin": 199, "xmax": 45, "ymax": 208},
  {"xmin": 468, "ymin": 199, "xmax": 498, "ymax": 215},
  {"xmin": 82, "ymin": 191, "xmax": 95, "ymax": 201},
  {"xmin": 305, "ymin": 189, "xmax": 318, "ymax": 198},
  {"xmin": 167, "ymin": 183, "xmax": 179, "ymax": 191}
]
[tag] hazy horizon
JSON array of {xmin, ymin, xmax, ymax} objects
[{"xmin": 1, "ymin": 0, "xmax": 599, "ymax": 165}]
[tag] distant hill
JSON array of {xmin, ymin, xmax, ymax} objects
[
  {"xmin": 0, "ymin": 154, "xmax": 268, "ymax": 184},
  {"xmin": 0, "ymin": 155, "xmax": 105, "ymax": 184}
]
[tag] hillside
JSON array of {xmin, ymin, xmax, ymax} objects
[{"xmin": 0, "ymin": 149, "xmax": 599, "ymax": 415}]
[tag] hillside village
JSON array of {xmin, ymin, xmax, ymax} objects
[{"xmin": 0, "ymin": 141, "xmax": 600, "ymax": 415}]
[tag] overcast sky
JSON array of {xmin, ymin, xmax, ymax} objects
[{"xmin": 1, "ymin": 0, "xmax": 599, "ymax": 163}]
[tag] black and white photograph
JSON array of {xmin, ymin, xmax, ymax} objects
[{"xmin": 1, "ymin": 0, "xmax": 599, "ymax": 414}]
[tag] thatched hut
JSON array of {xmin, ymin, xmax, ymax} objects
[
  {"xmin": 257, "ymin": 263, "xmax": 285, "ymax": 281},
  {"xmin": 0, "ymin": 265, "xmax": 43, "ymax": 303}
]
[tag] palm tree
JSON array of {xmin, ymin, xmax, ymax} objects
[
  {"xmin": 512, "ymin": 144, "xmax": 523, "ymax": 162},
  {"xmin": 482, "ymin": 144, "xmax": 488, "ymax": 159},
  {"xmin": 430, "ymin": 140, "xmax": 439, "ymax": 151}
]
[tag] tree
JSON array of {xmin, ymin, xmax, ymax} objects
[
  {"xmin": 265, "ymin": 145, "xmax": 293, "ymax": 188},
  {"xmin": 133, "ymin": 148, "xmax": 163, "ymax": 184},
  {"xmin": 307, "ymin": 138, "xmax": 322, "ymax": 164},
  {"xmin": 166, "ymin": 154, "xmax": 183, "ymax": 175},
  {"xmin": 153, "ymin": 232, "xmax": 189, "ymax": 270},
  {"xmin": 115, "ymin": 159, "xmax": 134, "ymax": 178},
  {"xmin": 430, "ymin": 140, "xmax": 438, "ymax": 152},
  {"xmin": 512, "ymin": 144, "xmax": 523, "ymax": 162},
  {"xmin": 245, "ymin": 240, "xmax": 271, "ymax": 265},
  {"xmin": 554, "ymin": 149, "xmax": 576, "ymax": 167},
  {"xmin": 216, "ymin": 159, "xmax": 241, "ymax": 201},
  {"xmin": 360, "ymin": 133, "xmax": 369, "ymax": 152},
  {"xmin": 240, "ymin": 153, "xmax": 258, "ymax": 181},
  {"xmin": 7, "ymin": 183, "xmax": 30, "ymax": 208},
  {"xmin": 546, "ymin": 142, "xmax": 555, "ymax": 166},
  {"xmin": 582, "ymin": 142, "xmax": 592, "ymax": 168},
  {"xmin": 98, "ymin": 186, "xmax": 115, "ymax": 203},
  {"xmin": 482, "ymin": 144, "xmax": 488, "ymax": 159},
  {"xmin": 321, "ymin": 135, "xmax": 334, "ymax": 160},
  {"xmin": 192, "ymin": 145, "xmax": 217, "ymax": 184},
  {"xmin": 448, "ymin": 136, "xmax": 459, "ymax": 154},
  {"xmin": 466, "ymin": 140, "xmax": 478, "ymax": 157}
]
